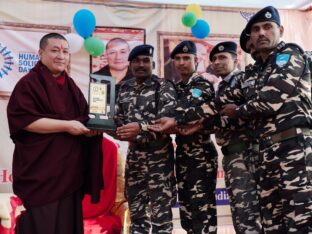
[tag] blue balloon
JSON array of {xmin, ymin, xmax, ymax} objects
[
  {"xmin": 73, "ymin": 9, "xmax": 96, "ymax": 38},
  {"xmin": 191, "ymin": 19, "xmax": 210, "ymax": 39}
]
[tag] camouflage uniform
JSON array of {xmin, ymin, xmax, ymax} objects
[
  {"xmin": 177, "ymin": 69, "xmax": 262, "ymax": 233},
  {"xmin": 216, "ymin": 70, "xmax": 262, "ymax": 234},
  {"xmin": 116, "ymin": 74, "xmax": 177, "ymax": 234},
  {"xmin": 175, "ymin": 73, "xmax": 218, "ymax": 234},
  {"xmin": 237, "ymin": 41, "xmax": 312, "ymax": 233}
]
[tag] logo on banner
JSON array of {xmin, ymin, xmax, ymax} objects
[
  {"xmin": 18, "ymin": 52, "xmax": 40, "ymax": 73},
  {"xmin": 215, "ymin": 188, "xmax": 230, "ymax": 205},
  {"xmin": 0, "ymin": 42, "xmax": 14, "ymax": 79}
]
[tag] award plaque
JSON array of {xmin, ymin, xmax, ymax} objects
[{"xmin": 87, "ymin": 74, "xmax": 116, "ymax": 130}]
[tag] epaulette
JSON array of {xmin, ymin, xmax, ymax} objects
[{"xmin": 281, "ymin": 43, "xmax": 305, "ymax": 54}]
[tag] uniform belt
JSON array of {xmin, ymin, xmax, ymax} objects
[
  {"xmin": 129, "ymin": 138, "xmax": 170, "ymax": 150},
  {"xmin": 260, "ymin": 127, "xmax": 311, "ymax": 148},
  {"xmin": 221, "ymin": 142, "xmax": 247, "ymax": 156}
]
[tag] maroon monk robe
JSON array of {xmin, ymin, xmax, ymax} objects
[{"xmin": 7, "ymin": 61, "xmax": 103, "ymax": 208}]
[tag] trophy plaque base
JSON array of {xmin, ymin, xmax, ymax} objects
[{"xmin": 87, "ymin": 118, "xmax": 116, "ymax": 131}]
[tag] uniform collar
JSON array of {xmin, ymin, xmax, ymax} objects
[{"xmin": 222, "ymin": 68, "xmax": 240, "ymax": 83}]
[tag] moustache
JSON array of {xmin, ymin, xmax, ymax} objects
[{"xmin": 257, "ymin": 37, "xmax": 269, "ymax": 43}]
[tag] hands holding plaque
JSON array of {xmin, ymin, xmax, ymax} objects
[{"xmin": 87, "ymin": 74, "xmax": 116, "ymax": 131}]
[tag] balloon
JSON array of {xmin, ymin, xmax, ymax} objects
[
  {"xmin": 64, "ymin": 33, "xmax": 84, "ymax": 54},
  {"xmin": 182, "ymin": 12, "xmax": 197, "ymax": 27},
  {"xmin": 186, "ymin": 3, "xmax": 202, "ymax": 18},
  {"xmin": 73, "ymin": 9, "xmax": 96, "ymax": 38},
  {"xmin": 191, "ymin": 19, "xmax": 210, "ymax": 39},
  {"xmin": 84, "ymin": 37, "xmax": 104, "ymax": 56}
]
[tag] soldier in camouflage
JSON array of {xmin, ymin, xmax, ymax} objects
[
  {"xmin": 170, "ymin": 40, "xmax": 218, "ymax": 234},
  {"xmin": 115, "ymin": 44, "xmax": 177, "ymax": 234},
  {"xmin": 208, "ymin": 41, "xmax": 262, "ymax": 234},
  {"xmin": 157, "ymin": 41, "xmax": 262, "ymax": 233},
  {"xmin": 222, "ymin": 6, "xmax": 312, "ymax": 233}
]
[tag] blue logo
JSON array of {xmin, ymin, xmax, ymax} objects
[
  {"xmin": 192, "ymin": 88, "xmax": 203, "ymax": 98},
  {"xmin": 0, "ymin": 42, "xmax": 14, "ymax": 79},
  {"xmin": 276, "ymin": 54, "xmax": 290, "ymax": 68}
]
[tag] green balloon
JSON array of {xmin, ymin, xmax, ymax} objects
[
  {"xmin": 182, "ymin": 12, "xmax": 197, "ymax": 27},
  {"xmin": 84, "ymin": 37, "xmax": 104, "ymax": 56}
]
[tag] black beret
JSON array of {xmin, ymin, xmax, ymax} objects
[
  {"xmin": 245, "ymin": 6, "xmax": 280, "ymax": 34},
  {"xmin": 128, "ymin": 44, "xmax": 154, "ymax": 61},
  {"xmin": 170, "ymin": 40, "xmax": 197, "ymax": 59},
  {"xmin": 240, "ymin": 28, "xmax": 251, "ymax": 53},
  {"xmin": 209, "ymin": 41, "xmax": 237, "ymax": 61}
]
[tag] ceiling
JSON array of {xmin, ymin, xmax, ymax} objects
[{"xmin": 118, "ymin": 0, "xmax": 312, "ymax": 10}]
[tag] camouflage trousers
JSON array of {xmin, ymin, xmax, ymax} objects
[
  {"xmin": 176, "ymin": 141, "xmax": 218, "ymax": 234},
  {"xmin": 258, "ymin": 135, "xmax": 312, "ymax": 233},
  {"xmin": 125, "ymin": 143, "xmax": 175, "ymax": 234},
  {"xmin": 222, "ymin": 144, "xmax": 262, "ymax": 234}
]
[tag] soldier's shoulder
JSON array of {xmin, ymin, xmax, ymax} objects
[
  {"xmin": 192, "ymin": 74, "xmax": 213, "ymax": 87},
  {"xmin": 120, "ymin": 77, "xmax": 136, "ymax": 88},
  {"xmin": 192, "ymin": 75, "xmax": 214, "ymax": 97},
  {"xmin": 274, "ymin": 43, "xmax": 306, "ymax": 68},
  {"xmin": 233, "ymin": 70, "xmax": 245, "ymax": 77},
  {"xmin": 193, "ymin": 74, "xmax": 207, "ymax": 82},
  {"xmin": 152, "ymin": 75, "xmax": 175, "ymax": 87},
  {"xmin": 280, "ymin": 43, "xmax": 305, "ymax": 56}
]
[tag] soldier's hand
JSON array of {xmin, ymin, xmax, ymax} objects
[
  {"xmin": 148, "ymin": 117, "xmax": 177, "ymax": 132},
  {"xmin": 67, "ymin": 120, "xmax": 90, "ymax": 135},
  {"xmin": 220, "ymin": 104, "xmax": 239, "ymax": 119},
  {"xmin": 176, "ymin": 123, "xmax": 203, "ymax": 135},
  {"xmin": 116, "ymin": 122, "xmax": 140, "ymax": 140}
]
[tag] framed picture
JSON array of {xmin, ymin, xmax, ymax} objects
[
  {"xmin": 0, "ymin": 22, "xmax": 70, "ymax": 98},
  {"xmin": 90, "ymin": 27, "xmax": 146, "ymax": 73},
  {"xmin": 157, "ymin": 31, "xmax": 247, "ymax": 83}
]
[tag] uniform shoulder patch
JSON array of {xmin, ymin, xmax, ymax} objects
[
  {"xmin": 276, "ymin": 54, "xmax": 290, "ymax": 67},
  {"xmin": 191, "ymin": 88, "xmax": 203, "ymax": 98}
]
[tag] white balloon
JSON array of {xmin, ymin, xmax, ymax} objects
[{"xmin": 64, "ymin": 33, "xmax": 84, "ymax": 54}]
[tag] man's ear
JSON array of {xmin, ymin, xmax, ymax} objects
[
  {"xmin": 279, "ymin": 25, "xmax": 284, "ymax": 37},
  {"xmin": 194, "ymin": 55, "xmax": 198, "ymax": 64},
  {"xmin": 39, "ymin": 49, "xmax": 43, "ymax": 58},
  {"xmin": 152, "ymin": 61, "xmax": 155, "ymax": 69},
  {"xmin": 234, "ymin": 57, "xmax": 239, "ymax": 66},
  {"xmin": 194, "ymin": 55, "xmax": 199, "ymax": 70}
]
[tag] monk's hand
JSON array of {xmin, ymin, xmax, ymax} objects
[
  {"xmin": 148, "ymin": 117, "xmax": 176, "ymax": 133},
  {"xmin": 116, "ymin": 122, "xmax": 140, "ymax": 141},
  {"xmin": 85, "ymin": 129, "xmax": 103, "ymax": 137},
  {"xmin": 220, "ymin": 104, "xmax": 239, "ymax": 119},
  {"xmin": 176, "ymin": 123, "xmax": 203, "ymax": 135},
  {"xmin": 67, "ymin": 120, "xmax": 90, "ymax": 135}
]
